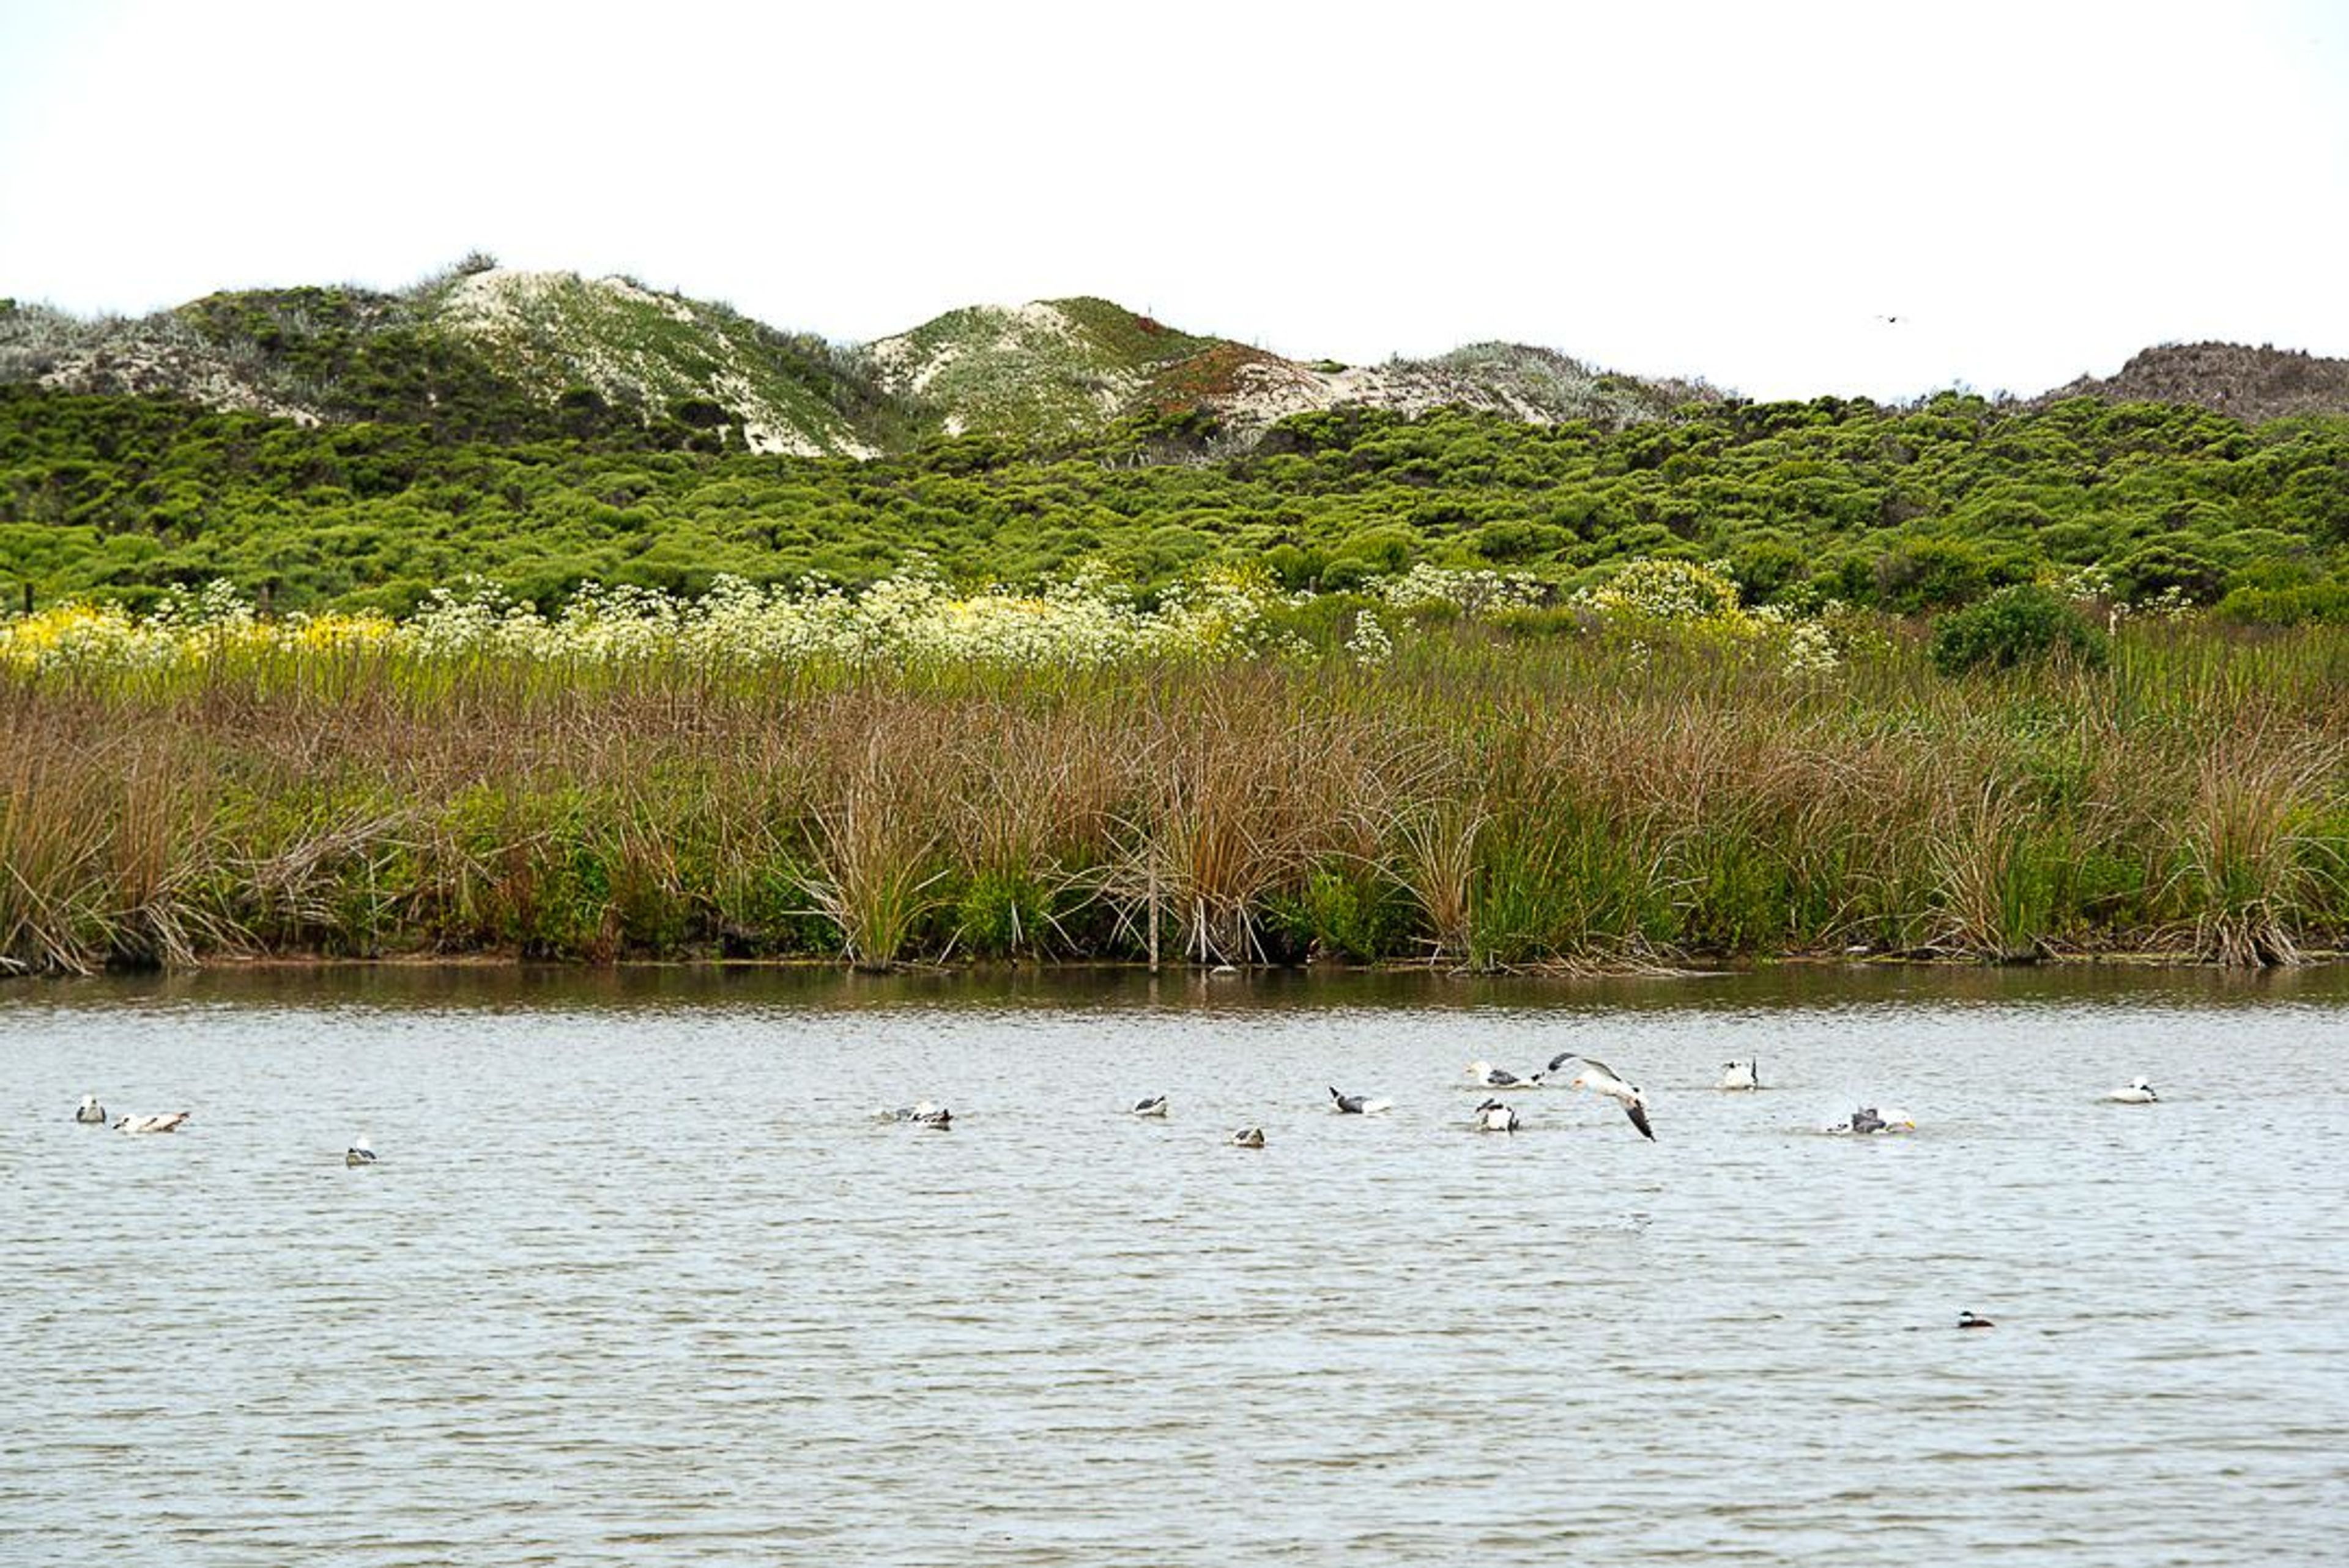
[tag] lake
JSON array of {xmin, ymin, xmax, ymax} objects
[{"xmin": 4, "ymin": 963, "xmax": 2345, "ymax": 1566}]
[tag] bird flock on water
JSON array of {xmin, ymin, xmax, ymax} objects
[{"xmin": 69, "ymin": 1055, "xmax": 2164, "ymax": 1328}]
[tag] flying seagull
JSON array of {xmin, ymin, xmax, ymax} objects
[
  {"xmin": 1546, "ymin": 1055, "xmax": 1654, "ymax": 1141},
  {"xmin": 1329, "ymin": 1087, "xmax": 1392, "ymax": 1115}
]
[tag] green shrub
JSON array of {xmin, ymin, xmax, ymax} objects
[
  {"xmin": 1929, "ymin": 584, "xmax": 2109, "ymax": 675},
  {"xmin": 2113, "ymin": 541, "xmax": 2228, "ymax": 605},
  {"xmin": 2216, "ymin": 580, "xmax": 2349, "ymax": 626},
  {"xmin": 1873, "ymin": 538, "xmax": 1994, "ymax": 612}
]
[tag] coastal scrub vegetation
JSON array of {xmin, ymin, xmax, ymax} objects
[
  {"xmin": 6, "ymin": 372, "xmax": 2349, "ymax": 978},
  {"xmin": 6, "ymin": 386, "xmax": 2349, "ymax": 624}
]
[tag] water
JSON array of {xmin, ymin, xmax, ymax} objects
[{"xmin": 4, "ymin": 963, "xmax": 2345, "ymax": 1566}]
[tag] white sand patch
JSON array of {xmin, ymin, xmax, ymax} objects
[{"xmin": 909, "ymin": 342, "xmax": 965, "ymax": 397}]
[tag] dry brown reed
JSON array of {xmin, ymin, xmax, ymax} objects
[
  {"xmin": 803, "ymin": 699, "xmax": 954, "ymax": 969},
  {"xmin": 2176, "ymin": 734, "xmax": 2340, "ymax": 966}
]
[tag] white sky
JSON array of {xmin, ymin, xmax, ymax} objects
[{"xmin": 2, "ymin": 0, "xmax": 2343, "ymax": 401}]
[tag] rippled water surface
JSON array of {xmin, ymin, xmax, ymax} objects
[{"xmin": 5, "ymin": 964, "xmax": 2346, "ymax": 1566}]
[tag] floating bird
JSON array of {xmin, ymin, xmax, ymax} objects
[
  {"xmin": 345, "ymin": 1135, "xmax": 377, "ymax": 1167},
  {"xmin": 1130, "ymin": 1094, "xmax": 1169, "ymax": 1119},
  {"xmin": 75, "ymin": 1093, "xmax": 106, "ymax": 1125},
  {"xmin": 1547, "ymin": 1054, "xmax": 1654, "ymax": 1141},
  {"xmin": 875, "ymin": 1101, "xmax": 952, "ymax": 1128},
  {"xmin": 1828, "ymin": 1106, "xmax": 1916, "ymax": 1135},
  {"xmin": 1230, "ymin": 1126, "xmax": 1266, "ymax": 1148},
  {"xmin": 1474, "ymin": 1098, "xmax": 1521, "ymax": 1133},
  {"xmin": 1329, "ymin": 1087, "xmax": 1392, "ymax": 1115},
  {"xmin": 2102, "ymin": 1078, "xmax": 2158, "ymax": 1104},
  {"xmin": 911, "ymin": 1107, "xmax": 952, "ymax": 1130},
  {"xmin": 1717, "ymin": 1059, "xmax": 1759, "ymax": 1091},
  {"xmin": 1958, "ymin": 1311, "xmax": 1995, "ymax": 1329},
  {"xmin": 1465, "ymin": 1060, "xmax": 1538, "ymax": 1089},
  {"xmin": 114, "ymin": 1112, "xmax": 190, "ymax": 1134}
]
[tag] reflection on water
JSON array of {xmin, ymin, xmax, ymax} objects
[{"xmin": 4, "ymin": 963, "xmax": 2345, "ymax": 1566}]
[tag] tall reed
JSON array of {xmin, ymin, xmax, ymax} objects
[{"xmin": 2, "ymin": 619, "xmax": 2345, "ymax": 973}]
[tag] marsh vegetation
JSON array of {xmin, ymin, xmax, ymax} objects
[{"xmin": 2, "ymin": 566, "xmax": 2340, "ymax": 976}]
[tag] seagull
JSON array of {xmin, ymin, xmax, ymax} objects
[
  {"xmin": 1546, "ymin": 1054, "xmax": 1654, "ymax": 1141},
  {"xmin": 875, "ymin": 1101, "xmax": 952, "ymax": 1128},
  {"xmin": 1465, "ymin": 1059, "xmax": 1538, "ymax": 1089},
  {"xmin": 1717, "ymin": 1059, "xmax": 1759, "ymax": 1091},
  {"xmin": 911, "ymin": 1107, "xmax": 952, "ymax": 1130},
  {"xmin": 1958, "ymin": 1311, "xmax": 1995, "ymax": 1329},
  {"xmin": 1329, "ymin": 1086, "xmax": 1392, "ymax": 1115},
  {"xmin": 2102, "ymin": 1078, "xmax": 2158, "ymax": 1104},
  {"xmin": 1130, "ymin": 1095, "xmax": 1169, "ymax": 1118},
  {"xmin": 345, "ymin": 1134, "xmax": 377, "ymax": 1167},
  {"xmin": 75, "ymin": 1093, "xmax": 107, "ymax": 1125},
  {"xmin": 1474, "ymin": 1098, "xmax": 1521, "ymax": 1133},
  {"xmin": 114, "ymin": 1112, "xmax": 190, "ymax": 1134},
  {"xmin": 1230, "ymin": 1126, "xmax": 1266, "ymax": 1148}
]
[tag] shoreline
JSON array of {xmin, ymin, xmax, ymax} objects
[{"xmin": 13, "ymin": 946, "xmax": 2345, "ymax": 983}]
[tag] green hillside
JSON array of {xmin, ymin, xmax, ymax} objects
[
  {"xmin": 4, "ymin": 381, "xmax": 2346, "ymax": 623},
  {"xmin": 864, "ymin": 295, "xmax": 1221, "ymax": 442},
  {"xmin": 2, "ymin": 265, "xmax": 1721, "ymax": 454}
]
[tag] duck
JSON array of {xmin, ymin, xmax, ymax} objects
[
  {"xmin": 113, "ymin": 1112, "xmax": 190, "ymax": 1134},
  {"xmin": 1329, "ymin": 1086, "xmax": 1392, "ymax": 1115},
  {"xmin": 1474, "ymin": 1098, "xmax": 1521, "ymax": 1133},
  {"xmin": 345, "ymin": 1134, "xmax": 378, "ymax": 1167},
  {"xmin": 1546, "ymin": 1054, "xmax": 1655, "ymax": 1141},
  {"xmin": 1716, "ymin": 1059, "xmax": 1760, "ymax": 1091},
  {"xmin": 74, "ymin": 1093, "xmax": 106, "ymax": 1125},
  {"xmin": 1230, "ymin": 1126, "xmax": 1266, "ymax": 1148},
  {"xmin": 1464, "ymin": 1060, "xmax": 1538, "ymax": 1090},
  {"xmin": 1130, "ymin": 1094, "xmax": 1170, "ymax": 1118},
  {"xmin": 1827, "ymin": 1106, "xmax": 1917, "ymax": 1136},
  {"xmin": 1957, "ymin": 1311, "xmax": 1995, "ymax": 1329},
  {"xmin": 2102, "ymin": 1078, "xmax": 2158, "ymax": 1104}
]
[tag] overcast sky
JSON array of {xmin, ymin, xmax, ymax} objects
[{"xmin": 2, "ymin": 0, "xmax": 2343, "ymax": 401}]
